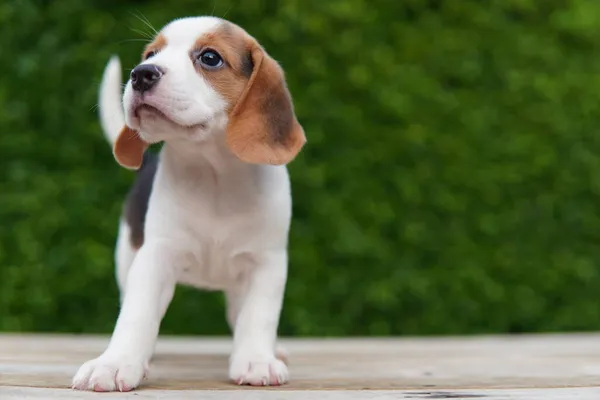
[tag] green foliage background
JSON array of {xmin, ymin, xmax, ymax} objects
[{"xmin": 1, "ymin": 0, "xmax": 600, "ymax": 336}]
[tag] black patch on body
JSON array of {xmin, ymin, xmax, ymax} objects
[{"xmin": 123, "ymin": 151, "xmax": 158, "ymax": 249}]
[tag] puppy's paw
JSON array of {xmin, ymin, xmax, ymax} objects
[
  {"xmin": 229, "ymin": 352, "xmax": 289, "ymax": 386},
  {"xmin": 275, "ymin": 344, "xmax": 290, "ymax": 365},
  {"xmin": 72, "ymin": 354, "xmax": 148, "ymax": 392}
]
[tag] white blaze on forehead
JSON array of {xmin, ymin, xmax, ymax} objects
[{"xmin": 161, "ymin": 16, "xmax": 223, "ymax": 48}]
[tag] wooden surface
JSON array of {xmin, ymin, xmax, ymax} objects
[{"xmin": 1, "ymin": 333, "xmax": 599, "ymax": 399}]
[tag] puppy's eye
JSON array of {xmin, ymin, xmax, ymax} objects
[
  {"xmin": 197, "ymin": 49, "xmax": 223, "ymax": 69},
  {"xmin": 145, "ymin": 51, "xmax": 156, "ymax": 60}
]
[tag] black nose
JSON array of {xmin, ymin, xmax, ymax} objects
[{"xmin": 130, "ymin": 64, "xmax": 163, "ymax": 92}]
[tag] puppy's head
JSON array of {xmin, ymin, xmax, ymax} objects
[{"xmin": 114, "ymin": 16, "xmax": 306, "ymax": 169}]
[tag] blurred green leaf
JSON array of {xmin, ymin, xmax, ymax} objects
[{"xmin": 1, "ymin": 0, "xmax": 600, "ymax": 336}]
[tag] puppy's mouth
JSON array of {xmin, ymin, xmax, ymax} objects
[
  {"xmin": 133, "ymin": 103, "xmax": 207, "ymax": 130},
  {"xmin": 135, "ymin": 104, "xmax": 168, "ymax": 120}
]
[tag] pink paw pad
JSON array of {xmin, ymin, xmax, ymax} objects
[
  {"xmin": 118, "ymin": 381, "xmax": 134, "ymax": 392},
  {"xmin": 93, "ymin": 384, "xmax": 108, "ymax": 392},
  {"xmin": 269, "ymin": 368, "xmax": 281, "ymax": 385}
]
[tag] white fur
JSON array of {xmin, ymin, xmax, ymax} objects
[
  {"xmin": 73, "ymin": 16, "xmax": 293, "ymax": 392},
  {"xmin": 98, "ymin": 56, "xmax": 125, "ymax": 145}
]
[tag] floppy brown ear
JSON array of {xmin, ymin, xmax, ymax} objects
[
  {"xmin": 226, "ymin": 44, "xmax": 306, "ymax": 165},
  {"xmin": 113, "ymin": 126, "xmax": 148, "ymax": 170}
]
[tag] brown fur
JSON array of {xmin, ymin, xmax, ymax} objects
[
  {"xmin": 192, "ymin": 23, "xmax": 252, "ymax": 109},
  {"xmin": 113, "ymin": 126, "xmax": 148, "ymax": 170},
  {"xmin": 143, "ymin": 34, "xmax": 167, "ymax": 60},
  {"xmin": 193, "ymin": 21, "xmax": 305, "ymax": 165},
  {"xmin": 224, "ymin": 32, "xmax": 306, "ymax": 165}
]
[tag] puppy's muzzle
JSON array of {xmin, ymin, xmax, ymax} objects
[{"xmin": 131, "ymin": 64, "xmax": 163, "ymax": 92}]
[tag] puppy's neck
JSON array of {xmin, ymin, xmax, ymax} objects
[{"xmin": 160, "ymin": 128, "xmax": 253, "ymax": 176}]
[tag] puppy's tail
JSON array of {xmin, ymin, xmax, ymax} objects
[{"xmin": 98, "ymin": 55, "xmax": 126, "ymax": 146}]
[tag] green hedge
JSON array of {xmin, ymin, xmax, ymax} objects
[{"xmin": 2, "ymin": 0, "xmax": 600, "ymax": 336}]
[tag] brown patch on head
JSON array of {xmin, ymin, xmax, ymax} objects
[
  {"xmin": 142, "ymin": 34, "xmax": 167, "ymax": 60},
  {"xmin": 192, "ymin": 21, "xmax": 306, "ymax": 165},
  {"xmin": 191, "ymin": 22, "xmax": 253, "ymax": 109}
]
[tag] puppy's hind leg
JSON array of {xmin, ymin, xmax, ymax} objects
[
  {"xmin": 115, "ymin": 151, "xmax": 158, "ymax": 301},
  {"xmin": 115, "ymin": 219, "xmax": 138, "ymax": 302}
]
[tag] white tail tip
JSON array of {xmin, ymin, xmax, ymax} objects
[{"xmin": 98, "ymin": 55, "xmax": 125, "ymax": 145}]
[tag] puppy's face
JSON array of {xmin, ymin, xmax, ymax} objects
[
  {"xmin": 123, "ymin": 17, "xmax": 232, "ymax": 142},
  {"xmin": 115, "ymin": 16, "xmax": 306, "ymax": 169}
]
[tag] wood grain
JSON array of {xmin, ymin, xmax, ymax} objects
[{"xmin": 1, "ymin": 333, "xmax": 599, "ymax": 398}]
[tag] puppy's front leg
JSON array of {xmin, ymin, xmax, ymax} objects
[
  {"xmin": 229, "ymin": 251, "xmax": 289, "ymax": 386},
  {"xmin": 72, "ymin": 241, "xmax": 180, "ymax": 392}
]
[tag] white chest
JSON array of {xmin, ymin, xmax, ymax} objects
[
  {"xmin": 142, "ymin": 147, "xmax": 292, "ymax": 291},
  {"xmin": 176, "ymin": 239, "xmax": 242, "ymax": 290}
]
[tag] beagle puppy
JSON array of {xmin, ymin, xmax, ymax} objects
[{"xmin": 72, "ymin": 16, "xmax": 305, "ymax": 392}]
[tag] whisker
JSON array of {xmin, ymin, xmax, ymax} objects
[
  {"xmin": 118, "ymin": 38, "xmax": 151, "ymax": 44},
  {"xmin": 221, "ymin": 6, "xmax": 232, "ymax": 19},
  {"xmin": 141, "ymin": 15, "xmax": 159, "ymax": 35},
  {"xmin": 129, "ymin": 129, "xmax": 142, "ymax": 140},
  {"xmin": 131, "ymin": 10, "xmax": 159, "ymax": 36},
  {"xmin": 129, "ymin": 27, "xmax": 154, "ymax": 40}
]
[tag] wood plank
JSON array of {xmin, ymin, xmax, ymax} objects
[
  {"xmin": 2, "ymin": 387, "xmax": 600, "ymax": 399},
  {"xmin": 1, "ymin": 333, "xmax": 599, "ymax": 398}
]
